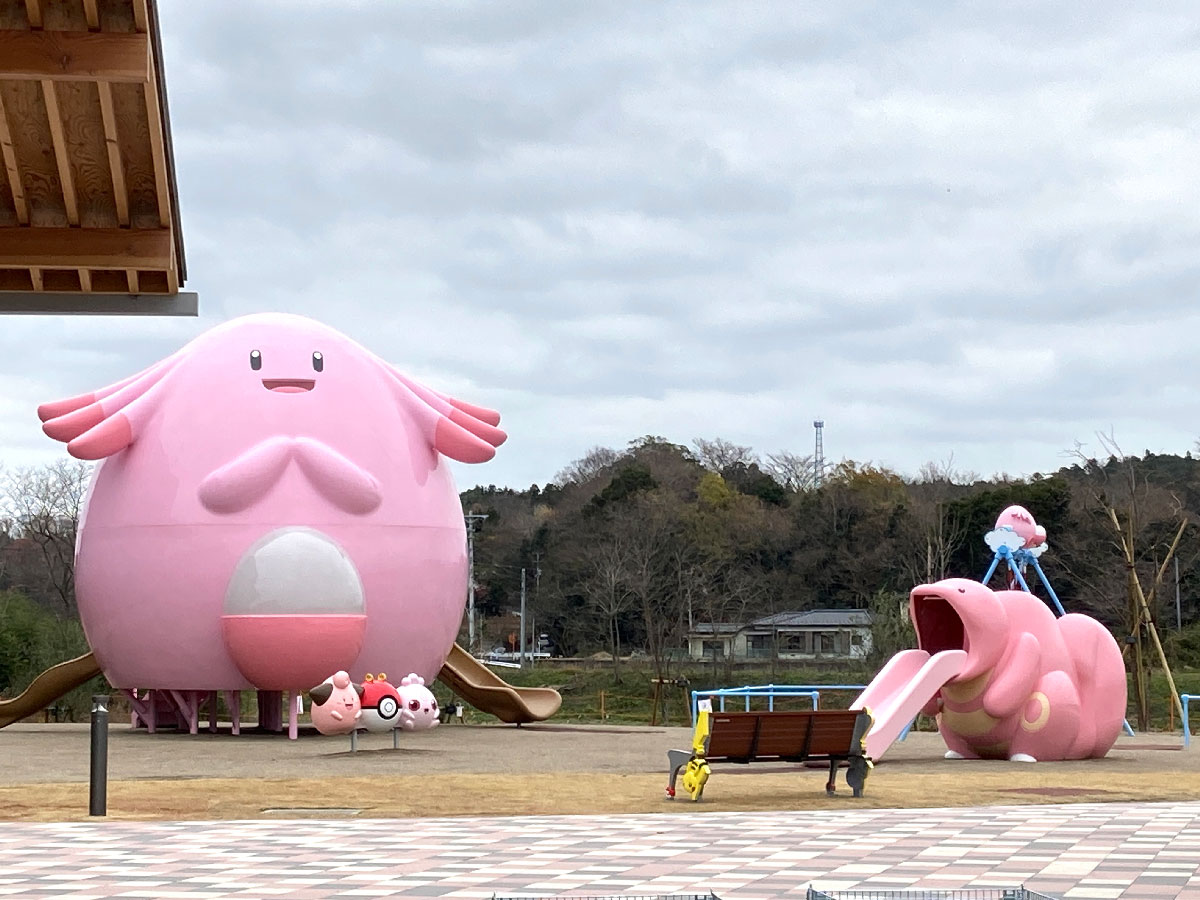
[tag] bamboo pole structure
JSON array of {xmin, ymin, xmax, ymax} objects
[{"xmin": 1107, "ymin": 508, "xmax": 1186, "ymax": 725}]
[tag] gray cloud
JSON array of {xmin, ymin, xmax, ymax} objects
[{"xmin": 3, "ymin": 0, "xmax": 1200, "ymax": 489}]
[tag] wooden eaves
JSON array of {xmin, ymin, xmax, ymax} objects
[{"xmin": 0, "ymin": 0, "xmax": 194, "ymax": 315}]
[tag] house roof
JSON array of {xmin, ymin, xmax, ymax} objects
[
  {"xmin": 689, "ymin": 623, "xmax": 742, "ymax": 636},
  {"xmin": 0, "ymin": 0, "xmax": 194, "ymax": 315},
  {"xmin": 689, "ymin": 609, "xmax": 872, "ymax": 636},
  {"xmin": 749, "ymin": 609, "xmax": 872, "ymax": 629}
]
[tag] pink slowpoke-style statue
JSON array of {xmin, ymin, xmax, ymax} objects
[
  {"xmin": 308, "ymin": 671, "xmax": 363, "ymax": 735},
  {"xmin": 38, "ymin": 313, "xmax": 505, "ymax": 695},
  {"xmin": 911, "ymin": 578, "xmax": 1126, "ymax": 761},
  {"xmin": 397, "ymin": 672, "xmax": 440, "ymax": 731}
]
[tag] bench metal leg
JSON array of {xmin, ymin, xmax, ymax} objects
[
  {"xmin": 846, "ymin": 756, "xmax": 868, "ymax": 798},
  {"xmin": 666, "ymin": 748, "xmax": 691, "ymax": 798}
]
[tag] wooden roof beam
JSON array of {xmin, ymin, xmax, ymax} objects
[
  {"xmin": 0, "ymin": 227, "xmax": 171, "ymax": 268},
  {"xmin": 0, "ymin": 31, "xmax": 151, "ymax": 83},
  {"xmin": 0, "ymin": 93, "xmax": 28, "ymax": 224},
  {"xmin": 97, "ymin": 83, "xmax": 129, "ymax": 225},
  {"xmin": 40, "ymin": 81, "xmax": 78, "ymax": 225},
  {"xmin": 143, "ymin": 69, "xmax": 170, "ymax": 227}
]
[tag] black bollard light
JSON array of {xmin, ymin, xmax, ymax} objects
[{"xmin": 89, "ymin": 694, "xmax": 109, "ymax": 816}]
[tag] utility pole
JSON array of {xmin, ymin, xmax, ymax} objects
[
  {"xmin": 813, "ymin": 420, "xmax": 825, "ymax": 488},
  {"xmin": 532, "ymin": 551, "xmax": 542, "ymax": 658},
  {"xmin": 519, "ymin": 567, "xmax": 527, "ymax": 668},
  {"xmin": 464, "ymin": 513, "xmax": 488, "ymax": 655}
]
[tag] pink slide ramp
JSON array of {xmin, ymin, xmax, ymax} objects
[{"xmin": 851, "ymin": 648, "xmax": 966, "ymax": 761}]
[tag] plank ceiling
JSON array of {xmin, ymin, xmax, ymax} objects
[{"xmin": 0, "ymin": 0, "xmax": 186, "ymax": 304}]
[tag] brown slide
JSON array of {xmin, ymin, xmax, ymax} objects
[
  {"xmin": 0, "ymin": 652, "xmax": 102, "ymax": 728},
  {"xmin": 438, "ymin": 643, "xmax": 562, "ymax": 724}
]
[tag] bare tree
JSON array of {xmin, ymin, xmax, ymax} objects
[
  {"xmin": 0, "ymin": 514, "xmax": 13, "ymax": 587},
  {"xmin": 901, "ymin": 457, "xmax": 973, "ymax": 586},
  {"xmin": 691, "ymin": 437, "xmax": 757, "ymax": 474},
  {"xmin": 571, "ymin": 514, "xmax": 638, "ymax": 681},
  {"xmin": 554, "ymin": 446, "xmax": 620, "ymax": 487},
  {"xmin": 1065, "ymin": 434, "xmax": 1188, "ymax": 730},
  {"xmin": 899, "ymin": 497, "xmax": 969, "ymax": 587},
  {"xmin": 617, "ymin": 495, "xmax": 687, "ymax": 683},
  {"xmin": 913, "ymin": 453, "xmax": 979, "ymax": 486},
  {"xmin": 0, "ymin": 461, "xmax": 92, "ymax": 615},
  {"xmin": 764, "ymin": 450, "xmax": 816, "ymax": 493}
]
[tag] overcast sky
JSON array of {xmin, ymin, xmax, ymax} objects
[{"xmin": 3, "ymin": 2, "xmax": 1200, "ymax": 489}]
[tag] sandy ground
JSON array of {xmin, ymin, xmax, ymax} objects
[{"xmin": 1, "ymin": 722, "xmax": 1198, "ymax": 821}]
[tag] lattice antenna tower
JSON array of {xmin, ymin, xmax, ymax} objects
[{"xmin": 813, "ymin": 420, "xmax": 825, "ymax": 488}]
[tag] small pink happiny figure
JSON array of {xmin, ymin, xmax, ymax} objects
[
  {"xmin": 397, "ymin": 673, "xmax": 440, "ymax": 731},
  {"xmin": 993, "ymin": 504, "xmax": 1046, "ymax": 549},
  {"xmin": 308, "ymin": 671, "xmax": 363, "ymax": 735}
]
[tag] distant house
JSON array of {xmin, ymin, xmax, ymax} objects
[{"xmin": 687, "ymin": 609, "xmax": 873, "ymax": 661}]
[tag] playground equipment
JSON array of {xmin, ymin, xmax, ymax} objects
[
  {"xmin": 981, "ymin": 505, "xmax": 1060, "ymax": 611},
  {"xmin": 852, "ymin": 506, "xmax": 1127, "ymax": 762},
  {"xmin": 689, "ymin": 684, "xmax": 824, "ymax": 725},
  {"xmin": 0, "ymin": 652, "xmax": 102, "ymax": 728},
  {"xmin": 1184, "ymin": 694, "xmax": 1196, "ymax": 749},
  {"xmin": 666, "ymin": 701, "xmax": 872, "ymax": 800},
  {"xmin": 359, "ymin": 674, "xmax": 403, "ymax": 733},
  {"xmin": 309, "ymin": 668, "xmax": 439, "ymax": 749},
  {"xmin": 308, "ymin": 671, "xmax": 362, "ymax": 735},
  {"xmin": 396, "ymin": 673, "xmax": 440, "ymax": 730},
  {"xmin": 4, "ymin": 313, "xmax": 561, "ymax": 734},
  {"xmin": 981, "ymin": 504, "xmax": 1135, "ymax": 739},
  {"xmin": 438, "ymin": 643, "xmax": 562, "ymax": 724}
]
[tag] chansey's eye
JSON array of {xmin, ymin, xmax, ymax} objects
[
  {"xmin": 250, "ymin": 350, "xmax": 262, "ymax": 371},
  {"xmin": 312, "ymin": 351, "xmax": 323, "ymax": 372}
]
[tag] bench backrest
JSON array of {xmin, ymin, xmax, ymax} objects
[{"xmin": 705, "ymin": 709, "xmax": 867, "ymax": 761}]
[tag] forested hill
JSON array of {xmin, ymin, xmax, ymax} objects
[{"xmin": 461, "ymin": 437, "xmax": 1200, "ymax": 662}]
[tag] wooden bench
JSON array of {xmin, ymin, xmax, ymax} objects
[{"xmin": 666, "ymin": 708, "xmax": 873, "ymax": 801}]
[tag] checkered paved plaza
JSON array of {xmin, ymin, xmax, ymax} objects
[{"xmin": 1, "ymin": 802, "xmax": 1199, "ymax": 899}]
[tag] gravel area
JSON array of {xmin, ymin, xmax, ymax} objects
[{"xmin": 1, "ymin": 721, "xmax": 1194, "ymax": 785}]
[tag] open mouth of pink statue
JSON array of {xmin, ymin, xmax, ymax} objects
[
  {"xmin": 911, "ymin": 595, "xmax": 967, "ymax": 656},
  {"xmin": 262, "ymin": 378, "xmax": 315, "ymax": 393},
  {"xmin": 221, "ymin": 614, "xmax": 366, "ymax": 690}
]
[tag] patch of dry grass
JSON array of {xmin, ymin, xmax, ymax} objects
[{"xmin": 5, "ymin": 767, "xmax": 1200, "ymax": 822}]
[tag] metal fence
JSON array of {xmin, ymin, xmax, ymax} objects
[
  {"xmin": 492, "ymin": 889, "xmax": 1056, "ymax": 900},
  {"xmin": 494, "ymin": 895, "xmax": 721, "ymax": 900},
  {"xmin": 807, "ymin": 888, "xmax": 1058, "ymax": 900}
]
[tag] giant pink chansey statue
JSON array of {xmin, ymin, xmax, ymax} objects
[
  {"xmin": 853, "ymin": 508, "xmax": 1127, "ymax": 762},
  {"xmin": 35, "ymin": 313, "xmax": 513, "ymax": 736}
]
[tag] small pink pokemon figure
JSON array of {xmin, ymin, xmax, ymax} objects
[
  {"xmin": 308, "ymin": 671, "xmax": 362, "ymax": 735},
  {"xmin": 397, "ymin": 672, "xmax": 440, "ymax": 731},
  {"xmin": 993, "ymin": 504, "xmax": 1046, "ymax": 549}
]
